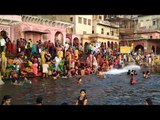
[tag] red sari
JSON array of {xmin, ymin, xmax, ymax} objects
[
  {"xmin": 7, "ymin": 40, "xmax": 12, "ymax": 53},
  {"xmin": 12, "ymin": 42, "xmax": 17, "ymax": 55}
]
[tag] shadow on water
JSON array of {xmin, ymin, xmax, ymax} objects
[{"xmin": 0, "ymin": 67, "xmax": 160, "ymax": 105}]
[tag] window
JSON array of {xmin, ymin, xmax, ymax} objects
[
  {"xmin": 153, "ymin": 20, "xmax": 156, "ymax": 25},
  {"xmin": 78, "ymin": 17, "xmax": 82, "ymax": 24},
  {"xmin": 92, "ymin": 30, "xmax": 94, "ymax": 34},
  {"xmin": 70, "ymin": 17, "xmax": 73, "ymax": 22},
  {"xmin": 111, "ymin": 31, "xmax": 114, "ymax": 36},
  {"xmin": 88, "ymin": 19, "xmax": 91, "ymax": 25},
  {"xmin": 83, "ymin": 31, "xmax": 87, "ymax": 34},
  {"xmin": 83, "ymin": 18, "xmax": 87, "ymax": 25},
  {"xmin": 101, "ymin": 28, "xmax": 104, "ymax": 34},
  {"xmin": 99, "ymin": 16, "xmax": 102, "ymax": 20},
  {"xmin": 107, "ymin": 32, "xmax": 109, "ymax": 35}
]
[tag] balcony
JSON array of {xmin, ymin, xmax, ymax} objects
[
  {"xmin": 97, "ymin": 20, "xmax": 119, "ymax": 28},
  {"xmin": 119, "ymin": 28, "xmax": 135, "ymax": 34}
]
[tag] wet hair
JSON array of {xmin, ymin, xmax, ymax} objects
[
  {"xmin": 146, "ymin": 71, "xmax": 150, "ymax": 74},
  {"xmin": 145, "ymin": 98, "xmax": 152, "ymax": 105},
  {"xmin": 36, "ymin": 96, "xmax": 43, "ymax": 104},
  {"xmin": 1, "ymin": 95, "xmax": 12, "ymax": 105},
  {"xmin": 61, "ymin": 102, "xmax": 68, "ymax": 105},
  {"xmin": 80, "ymin": 89, "xmax": 86, "ymax": 94},
  {"xmin": 78, "ymin": 77, "xmax": 82, "ymax": 81}
]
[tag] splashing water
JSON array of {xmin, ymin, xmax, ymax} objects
[{"xmin": 103, "ymin": 64, "xmax": 141, "ymax": 75}]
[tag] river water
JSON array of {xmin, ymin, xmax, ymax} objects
[{"xmin": 0, "ymin": 67, "xmax": 160, "ymax": 105}]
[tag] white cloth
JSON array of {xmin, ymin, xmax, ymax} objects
[
  {"xmin": 54, "ymin": 56, "xmax": 60, "ymax": 63},
  {"xmin": 54, "ymin": 56, "xmax": 60, "ymax": 71},
  {"xmin": 64, "ymin": 43, "xmax": 69, "ymax": 51},
  {"xmin": 0, "ymin": 38, "xmax": 6, "ymax": 46},
  {"xmin": 42, "ymin": 63, "xmax": 49, "ymax": 73}
]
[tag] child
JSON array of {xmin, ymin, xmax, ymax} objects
[
  {"xmin": 134, "ymin": 70, "xmax": 137, "ymax": 75},
  {"xmin": 97, "ymin": 71, "xmax": 104, "ymax": 79},
  {"xmin": 76, "ymin": 89, "xmax": 88, "ymax": 105},
  {"xmin": 53, "ymin": 70, "xmax": 59, "ymax": 80},
  {"xmin": 42, "ymin": 62, "xmax": 49, "ymax": 78},
  {"xmin": 11, "ymin": 70, "xmax": 18, "ymax": 84},
  {"xmin": 80, "ymin": 66, "xmax": 85, "ymax": 77},
  {"xmin": 146, "ymin": 71, "xmax": 151, "ymax": 78},
  {"xmin": 127, "ymin": 70, "xmax": 131, "ymax": 75},
  {"xmin": 130, "ymin": 74, "xmax": 137, "ymax": 85},
  {"xmin": 77, "ymin": 77, "xmax": 82, "ymax": 85},
  {"xmin": 143, "ymin": 71, "xmax": 146, "ymax": 78}
]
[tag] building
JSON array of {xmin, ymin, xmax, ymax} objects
[
  {"xmin": 120, "ymin": 15, "xmax": 160, "ymax": 54},
  {"xmin": 81, "ymin": 15, "xmax": 120, "ymax": 51},
  {"xmin": 35, "ymin": 15, "xmax": 81, "ymax": 47},
  {"xmin": 0, "ymin": 15, "xmax": 22, "ymax": 40},
  {"xmin": 13, "ymin": 15, "xmax": 73, "ymax": 45},
  {"xmin": 71, "ymin": 15, "xmax": 93, "ymax": 35}
]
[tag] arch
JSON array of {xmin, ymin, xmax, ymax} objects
[
  {"xmin": 55, "ymin": 31, "xmax": 63, "ymax": 47},
  {"xmin": 104, "ymin": 42, "xmax": 106, "ymax": 49},
  {"xmin": 111, "ymin": 42, "xmax": 114, "ymax": 50},
  {"xmin": 101, "ymin": 42, "xmax": 104, "ymax": 47},
  {"xmin": 152, "ymin": 45, "xmax": 155, "ymax": 53},
  {"xmin": 84, "ymin": 42, "xmax": 88, "ymax": 52},
  {"xmin": 73, "ymin": 37, "xmax": 79, "ymax": 49},
  {"xmin": 107, "ymin": 41, "xmax": 110, "ymax": 48},
  {"xmin": 135, "ymin": 45, "xmax": 144, "ymax": 52},
  {"xmin": 115, "ymin": 42, "xmax": 118, "ymax": 50},
  {"xmin": 66, "ymin": 37, "xmax": 71, "ymax": 44}
]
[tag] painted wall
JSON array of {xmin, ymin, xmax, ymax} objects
[
  {"xmin": 74, "ymin": 15, "xmax": 92, "ymax": 35},
  {"xmin": 13, "ymin": 22, "xmax": 67, "ymax": 44}
]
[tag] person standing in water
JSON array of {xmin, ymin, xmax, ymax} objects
[
  {"xmin": 77, "ymin": 77, "xmax": 82, "ymax": 86},
  {"xmin": 144, "ymin": 98, "xmax": 152, "ymax": 105},
  {"xmin": 130, "ymin": 74, "xmax": 137, "ymax": 85},
  {"xmin": 36, "ymin": 96, "xmax": 43, "ymax": 105},
  {"xmin": 76, "ymin": 89, "xmax": 88, "ymax": 105},
  {"xmin": 1, "ymin": 95, "xmax": 12, "ymax": 105}
]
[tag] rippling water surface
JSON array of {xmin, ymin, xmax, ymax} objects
[{"xmin": 0, "ymin": 68, "xmax": 160, "ymax": 105}]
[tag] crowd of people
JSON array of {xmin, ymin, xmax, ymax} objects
[
  {"xmin": 0, "ymin": 33, "xmax": 156, "ymax": 105},
  {"xmin": 0, "ymin": 34, "xmax": 128, "ymax": 85}
]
